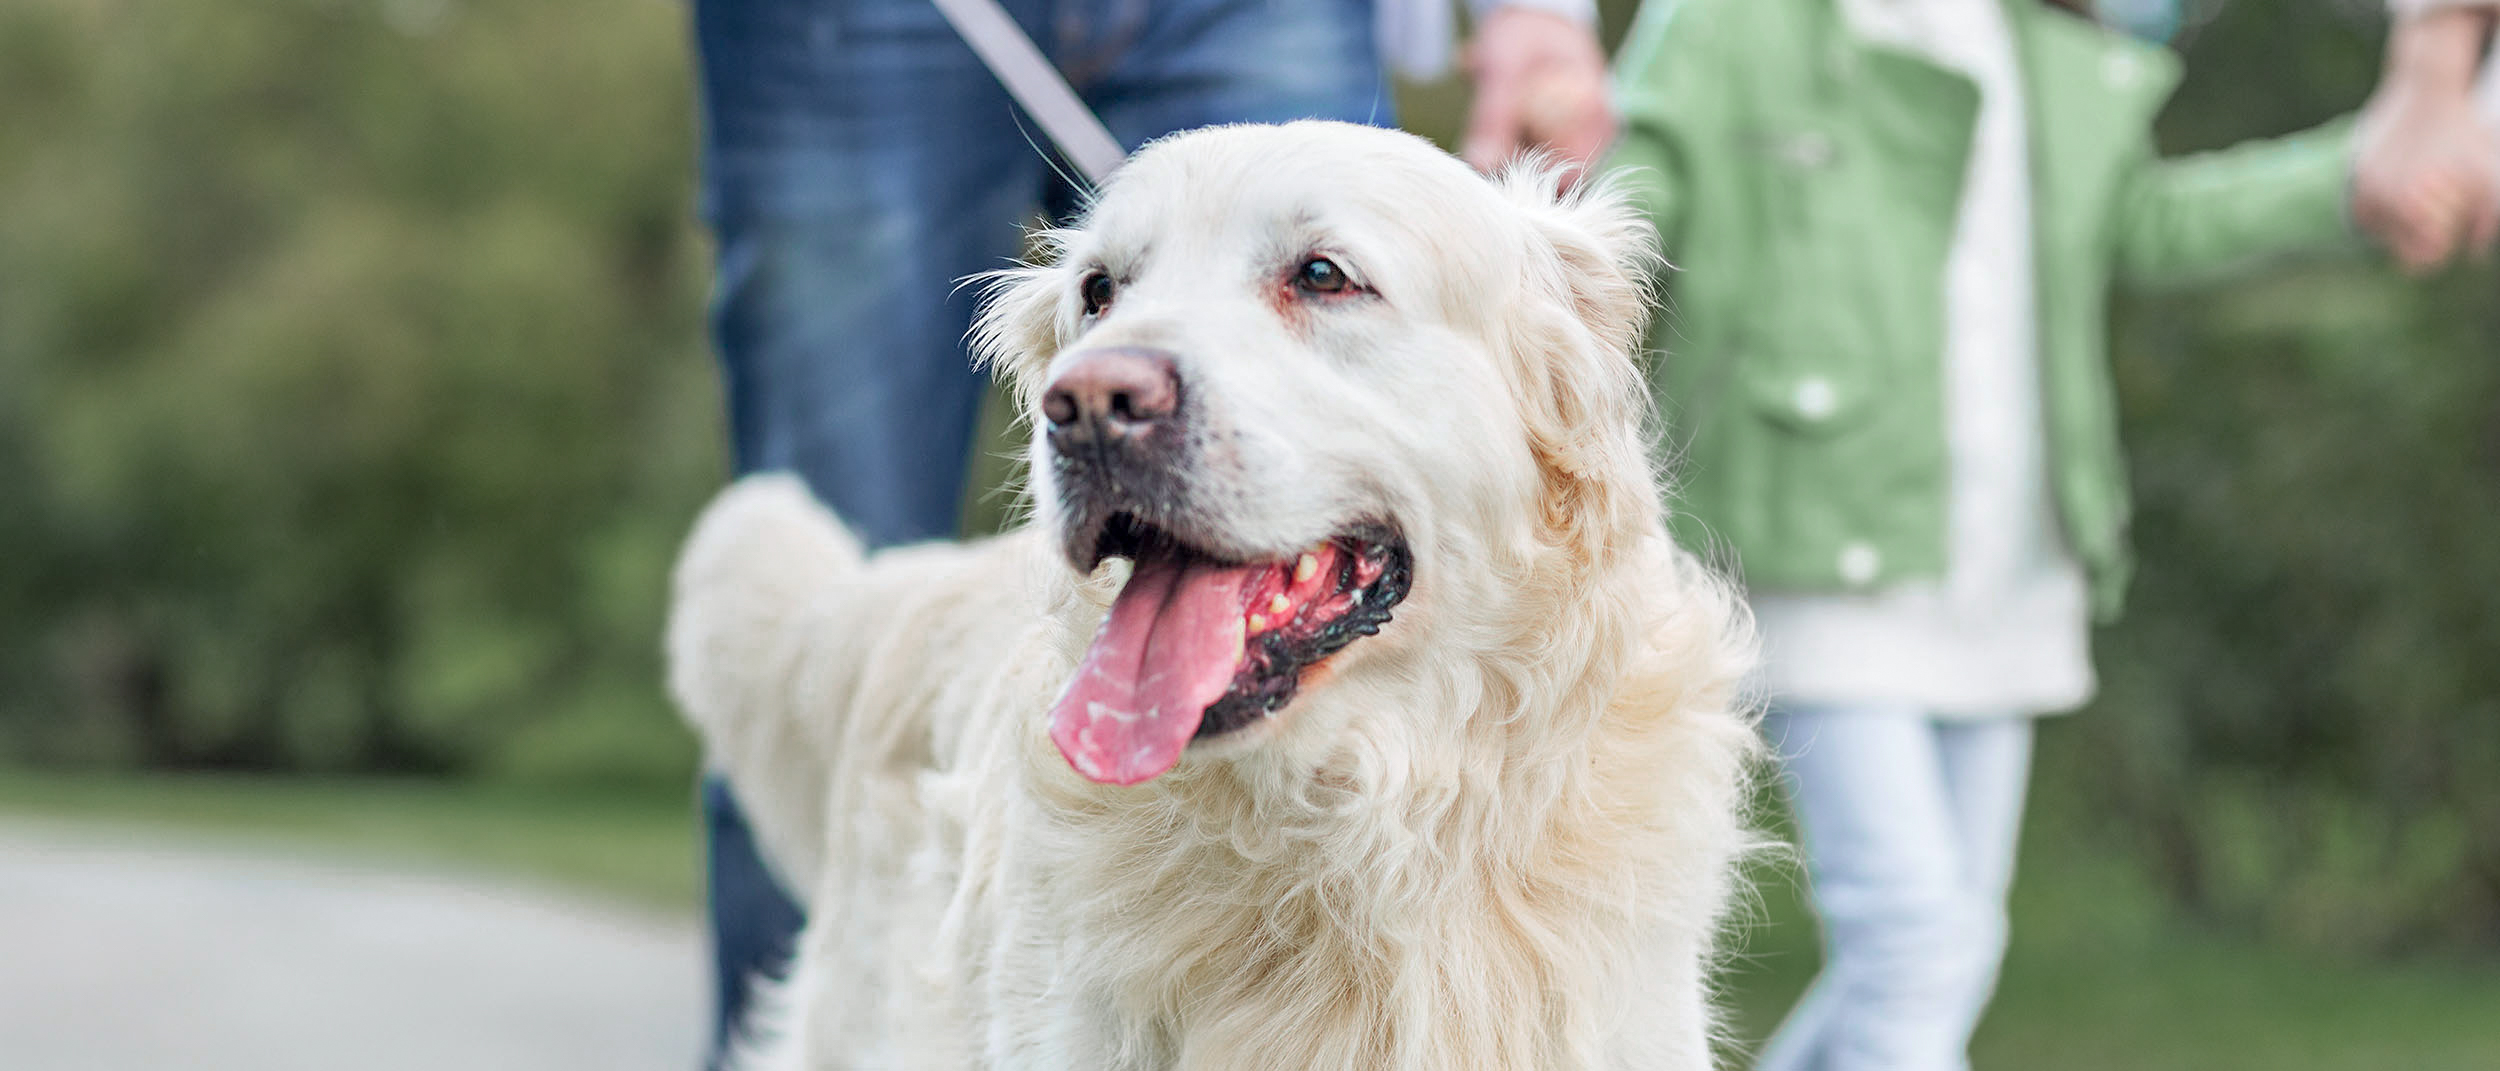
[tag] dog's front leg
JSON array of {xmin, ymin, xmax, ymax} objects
[
  {"xmin": 980, "ymin": 907, "xmax": 1164, "ymax": 1071},
  {"xmin": 986, "ymin": 991, "xmax": 1151, "ymax": 1071},
  {"xmin": 1606, "ymin": 932, "xmax": 1718, "ymax": 1071}
]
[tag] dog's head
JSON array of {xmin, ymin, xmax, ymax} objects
[{"xmin": 974, "ymin": 121, "xmax": 1663, "ymax": 786}]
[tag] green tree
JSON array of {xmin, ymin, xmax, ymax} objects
[{"xmin": 0, "ymin": 0, "xmax": 721, "ymax": 789}]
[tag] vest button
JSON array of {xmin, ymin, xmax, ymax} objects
[
  {"xmin": 1838, "ymin": 542, "xmax": 1881, "ymax": 586},
  {"xmin": 2103, "ymin": 51, "xmax": 2144, "ymax": 88},
  {"xmin": 1793, "ymin": 377, "xmax": 1838, "ymax": 422},
  {"xmin": 1783, "ymin": 132, "xmax": 1837, "ymax": 169}
]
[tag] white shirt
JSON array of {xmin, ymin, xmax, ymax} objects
[
  {"xmin": 2482, "ymin": 41, "xmax": 2500, "ymax": 120},
  {"xmin": 1380, "ymin": 0, "xmax": 1598, "ymax": 79},
  {"xmin": 2395, "ymin": 0, "xmax": 2500, "ymax": 123},
  {"xmin": 1751, "ymin": 0, "xmax": 2098, "ymax": 718},
  {"xmin": 2392, "ymin": 0, "xmax": 2500, "ymax": 13}
]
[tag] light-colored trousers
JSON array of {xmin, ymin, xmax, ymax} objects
[{"xmin": 1755, "ymin": 706, "xmax": 2036, "ymax": 1071}]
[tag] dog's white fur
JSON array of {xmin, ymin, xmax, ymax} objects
[{"xmin": 668, "ymin": 121, "xmax": 1758, "ymax": 1071}]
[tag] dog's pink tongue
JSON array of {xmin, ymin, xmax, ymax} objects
[{"xmin": 1051, "ymin": 553, "xmax": 1259, "ymax": 785}]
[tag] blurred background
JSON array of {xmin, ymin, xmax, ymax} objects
[{"xmin": 1, "ymin": 0, "xmax": 2495, "ymax": 1067}]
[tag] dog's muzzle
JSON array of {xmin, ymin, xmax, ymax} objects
[{"xmin": 1043, "ymin": 347, "xmax": 1192, "ymax": 561}]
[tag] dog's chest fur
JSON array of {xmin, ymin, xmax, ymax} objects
[
  {"xmin": 687, "ymin": 509, "xmax": 1749, "ymax": 1071},
  {"xmin": 913, "ymin": 643, "xmax": 1732, "ymax": 1070}
]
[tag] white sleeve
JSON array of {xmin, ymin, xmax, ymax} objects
[
  {"xmin": 2389, "ymin": 0, "xmax": 2499, "ymax": 13},
  {"xmin": 1381, "ymin": 0, "xmax": 1598, "ymax": 82},
  {"xmin": 1467, "ymin": 0, "xmax": 1600, "ymax": 26},
  {"xmin": 2393, "ymin": 0, "xmax": 2500, "ymax": 116},
  {"xmin": 2482, "ymin": 51, "xmax": 2500, "ymax": 123}
]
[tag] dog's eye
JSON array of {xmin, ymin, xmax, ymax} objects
[
  {"xmin": 1081, "ymin": 272, "xmax": 1116, "ymax": 316},
  {"xmin": 1293, "ymin": 257, "xmax": 1352, "ymax": 295}
]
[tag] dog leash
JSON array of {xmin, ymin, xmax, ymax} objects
[{"xmin": 929, "ymin": 0, "xmax": 1128, "ymax": 185}]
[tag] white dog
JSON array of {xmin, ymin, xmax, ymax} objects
[{"xmin": 667, "ymin": 121, "xmax": 1758, "ymax": 1071}]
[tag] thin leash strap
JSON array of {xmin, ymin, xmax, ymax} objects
[{"xmin": 928, "ymin": 0, "xmax": 1128, "ymax": 185}]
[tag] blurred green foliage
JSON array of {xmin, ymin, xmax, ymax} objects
[
  {"xmin": 0, "ymin": 0, "xmax": 2495, "ymax": 953},
  {"xmin": 2077, "ymin": 0, "xmax": 2500, "ymax": 955},
  {"xmin": 0, "ymin": 0, "xmax": 720, "ymax": 791}
]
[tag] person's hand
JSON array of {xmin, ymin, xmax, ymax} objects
[
  {"xmin": 2356, "ymin": 80, "xmax": 2500, "ymax": 271},
  {"xmin": 1461, "ymin": 6, "xmax": 1614, "ymax": 182},
  {"xmin": 2353, "ymin": 7, "xmax": 2500, "ymax": 273}
]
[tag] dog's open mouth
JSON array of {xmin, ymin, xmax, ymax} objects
[{"xmin": 1049, "ymin": 513, "xmax": 1413, "ymax": 786}]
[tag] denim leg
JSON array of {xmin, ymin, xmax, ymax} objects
[
  {"xmin": 1080, "ymin": 0, "xmax": 1392, "ymax": 144},
  {"xmin": 699, "ymin": 0, "xmax": 1055, "ymax": 547},
  {"xmin": 1756, "ymin": 706, "xmax": 2033, "ymax": 1071},
  {"xmin": 698, "ymin": 776, "xmax": 804, "ymax": 1069},
  {"xmin": 1931, "ymin": 718, "xmax": 2033, "ymax": 1052}
]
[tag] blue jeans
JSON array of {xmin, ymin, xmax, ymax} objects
[
  {"xmin": 1756, "ymin": 706, "xmax": 2035, "ymax": 1071},
  {"xmin": 692, "ymin": 0, "xmax": 1389, "ymax": 1061}
]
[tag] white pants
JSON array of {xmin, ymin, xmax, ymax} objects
[{"xmin": 1755, "ymin": 706, "xmax": 2035, "ymax": 1071}]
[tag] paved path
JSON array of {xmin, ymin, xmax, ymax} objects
[{"xmin": 0, "ymin": 823, "xmax": 706, "ymax": 1071}]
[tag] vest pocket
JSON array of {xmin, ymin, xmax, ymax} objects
[{"xmin": 1737, "ymin": 343, "xmax": 1883, "ymax": 437}]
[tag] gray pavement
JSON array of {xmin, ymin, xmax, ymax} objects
[{"xmin": 0, "ymin": 823, "xmax": 706, "ymax": 1071}]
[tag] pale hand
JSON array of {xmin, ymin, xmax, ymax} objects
[
  {"xmin": 2353, "ymin": 8, "xmax": 2500, "ymax": 274},
  {"xmin": 2357, "ymin": 84, "xmax": 2500, "ymax": 272},
  {"xmin": 1462, "ymin": 7, "xmax": 1615, "ymax": 182}
]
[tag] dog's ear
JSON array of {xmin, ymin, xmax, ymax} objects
[
  {"xmin": 1497, "ymin": 164, "xmax": 1664, "ymax": 364},
  {"xmin": 968, "ymin": 237, "xmax": 1076, "ymax": 413},
  {"xmin": 1491, "ymin": 161, "xmax": 1670, "ymax": 558}
]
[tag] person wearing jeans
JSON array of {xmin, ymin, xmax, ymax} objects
[{"xmin": 687, "ymin": 0, "xmax": 1616, "ymax": 1063}]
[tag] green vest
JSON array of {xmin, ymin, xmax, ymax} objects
[{"xmin": 1607, "ymin": 0, "xmax": 2358, "ymax": 617}]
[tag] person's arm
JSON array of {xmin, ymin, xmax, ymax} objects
[
  {"xmin": 2113, "ymin": 121, "xmax": 2364, "ymax": 287},
  {"xmin": 2355, "ymin": 1, "xmax": 2499, "ymax": 272},
  {"xmin": 1461, "ymin": 1, "xmax": 1613, "ymax": 178}
]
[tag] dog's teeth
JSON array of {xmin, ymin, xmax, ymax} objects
[
  {"xmin": 1247, "ymin": 613, "xmax": 1267, "ymax": 633},
  {"xmin": 1268, "ymin": 593, "xmax": 1291, "ymax": 615},
  {"xmin": 1294, "ymin": 554, "xmax": 1319, "ymax": 583}
]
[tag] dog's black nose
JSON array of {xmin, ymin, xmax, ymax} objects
[{"xmin": 1043, "ymin": 348, "xmax": 1180, "ymax": 454}]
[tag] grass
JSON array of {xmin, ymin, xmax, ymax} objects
[
  {"xmin": 0, "ymin": 768, "xmax": 700, "ymax": 909},
  {"xmin": 1718, "ymin": 831, "xmax": 2500, "ymax": 1071},
  {"xmin": 5, "ymin": 767, "xmax": 2499, "ymax": 1069}
]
